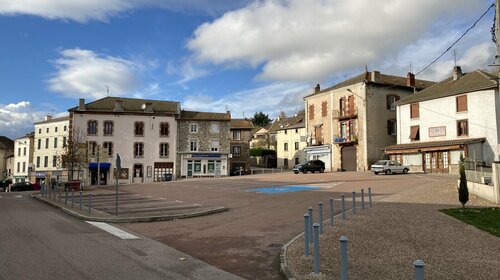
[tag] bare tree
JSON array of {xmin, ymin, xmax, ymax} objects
[{"xmin": 58, "ymin": 127, "xmax": 87, "ymax": 182}]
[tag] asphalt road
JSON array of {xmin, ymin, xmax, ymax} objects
[
  {"xmin": 0, "ymin": 192, "xmax": 243, "ymax": 280},
  {"xmin": 119, "ymin": 171, "xmax": 444, "ymax": 279}
]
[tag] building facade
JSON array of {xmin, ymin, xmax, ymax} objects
[
  {"xmin": 385, "ymin": 67, "xmax": 499, "ymax": 174},
  {"xmin": 177, "ymin": 110, "xmax": 231, "ymax": 178},
  {"xmin": 33, "ymin": 116, "xmax": 70, "ymax": 184},
  {"xmin": 275, "ymin": 112, "xmax": 307, "ymax": 169},
  {"xmin": 0, "ymin": 136, "xmax": 14, "ymax": 181},
  {"xmin": 69, "ymin": 97, "xmax": 180, "ymax": 185},
  {"xmin": 229, "ymin": 119, "xmax": 254, "ymax": 173},
  {"xmin": 13, "ymin": 132, "xmax": 34, "ymax": 183},
  {"xmin": 304, "ymin": 71, "xmax": 434, "ymax": 171}
]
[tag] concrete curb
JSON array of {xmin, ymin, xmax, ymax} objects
[{"xmin": 31, "ymin": 194, "xmax": 228, "ymax": 223}]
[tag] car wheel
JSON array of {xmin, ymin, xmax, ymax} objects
[
  {"xmin": 374, "ymin": 172, "xmax": 379, "ymax": 175},
  {"xmin": 294, "ymin": 171, "xmax": 299, "ymax": 174},
  {"xmin": 403, "ymin": 168, "xmax": 408, "ymax": 174},
  {"xmin": 303, "ymin": 169, "xmax": 308, "ymax": 174},
  {"xmin": 320, "ymin": 168, "xmax": 325, "ymax": 173},
  {"xmin": 385, "ymin": 169, "xmax": 392, "ymax": 175}
]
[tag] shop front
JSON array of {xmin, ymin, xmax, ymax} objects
[
  {"xmin": 180, "ymin": 153, "xmax": 228, "ymax": 178},
  {"xmin": 304, "ymin": 145, "xmax": 332, "ymax": 171},
  {"xmin": 89, "ymin": 162, "xmax": 111, "ymax": 185}
]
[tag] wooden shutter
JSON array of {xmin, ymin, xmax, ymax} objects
[
  {"xmin": 348, "ymin": 95, "xmax": 355, "ymax": 115},
  {"xmin": 322, "ymin": 101, "xmax": 328, "ymax": 117},
  {"xmin": 410, "ymin": 103, "xmax": 419, "ymax": 118},
  {"xmin": 456, "ymin": 95, "xmax": 467, "ymax": 112},
  {"xmin": 409, "ymin": 125, "xmax": 419, "ymax": 140},
  {"xmin": 309, "ymin": 104, "xmax": 315, "ymax": 120}
]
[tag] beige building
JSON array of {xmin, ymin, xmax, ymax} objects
[
  {"xmin": 0, "ymin": 136, "xmax": 14, "ymax": 181},
  {"xmin": 69, "ymin": 97, "xmax": 180, "ymax": 185},
  {"xmin": 230, "ymin": 119, "xmax": 254, "ymax": 173},
  {"xmin": 275, "ymin": 112, "xmax": 307, "ymax": 169},
  {"xmin": 33, "ymin": 116, "xmax": 70, "ymax": 184},
  {"xmin": 13, "ymin": 132, "xmax": 34, "ymax": 183},
  {"xmin": 304, "ymin": 71, "xmax": 434, "ymax": 171}
]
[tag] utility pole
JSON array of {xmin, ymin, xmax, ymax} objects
[{"xmin": 496, "ymin": 0, "xmax": 500, "ymax": 160}]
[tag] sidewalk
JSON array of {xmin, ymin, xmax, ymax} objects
[{"xmin": 283, "ymin": 175, "xmax": 499, "ymax": 280}]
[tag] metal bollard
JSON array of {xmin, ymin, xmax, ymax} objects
[
  {"xmin": 71, "ymin": 189, "xmax": 74, "ymax": 208},
  {"xmin": 313, "ymin": 223, "xmax": 320, "ymax": 274},
  {"xmin": 329, "ymin": 198, "xmax": 334, "ymax": 227},
  {"xmin": 65, "ymin": 190, "xmax": 68, "ymax": 206},
  {"xmin": 308, "ymin": 207, "xmax": 313, "ymax": 244},
  {"xmin": 352, "ymin": 191, "xmax": 356, "ymax": 215},
  {"xmin": 318, "ymin": 202, "xmax": 324, "ymax": 234},
  {"xmin": 414, "ymin": 260, "xmax": 425, "ymax": 280},
  {"xmin": 88, "ymin": 194, "xmax": 92, "ymax": 215},
  {"xmin": 79, "ymin": 191, "xmax": 82, "ymax": 210},
  {"xmin": 341, "ymin": 195, "xmax": 346, "ymax": 220},
  {"xmin": 340, "ymin": 236, "xmax": 349, "ymax": 280},
  {"xmin": 368, "ymin": 187, "xmax": 373, "ymax": 208},
  {"xmin": 361, "ymin": 189, "xmax": 365, "ymax": 210},
  {"xmin": 304, "ymin": 213, "xmax": 310, "ymax": 257}
]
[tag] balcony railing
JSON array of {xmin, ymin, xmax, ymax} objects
[
  {"xmin": 333, "ymin": 107, "xmax": 358, "ymax": 119},
  {"xmin": 333, "ymin": 135, "xmax": 358, "ymax": 144}
]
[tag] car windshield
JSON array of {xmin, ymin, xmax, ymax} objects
[{"xmin": 374, "ymin": 161, "xmax": 386, "ymax": 165}]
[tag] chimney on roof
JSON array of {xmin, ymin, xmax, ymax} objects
[
  {"xmin": 44, "ymin": 115, "xmax": 52, "ymax": 121},
  {"xmin": 371, "ymin": 71, "xmax": 380, "ymax": 82},
  {"xmin": 226, "ymin": 111, "xmax": 231, "ymax": 119},
  {"xmin": 453, "ymin": 66, "xmax": 463, "ymax": 81},
  {"xmin": 78, "ymin": 99, "xmax": 85, "ymax": 111},
  {"xmin": 314, "ymin": 84, "xmax": 320, "ymax": 93},
  {"xmin": 113, "ymin": 99, "xmax": 124, "ymax": 112},
  {"xmin": 406, "ymin": 72, "xmax": 415, "ymax": 87}
]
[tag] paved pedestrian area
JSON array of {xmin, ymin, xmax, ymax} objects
[{"xmin": 284, "ymin": 176, "xmax": 500, "ymax": 279}]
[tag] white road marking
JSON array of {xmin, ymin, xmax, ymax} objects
[
  {"xmin": 175, "ymin": 200, "xmax": 183, "ymax": 203},
  {"xmin": 14, "ymin": 195, "xmax": 22, "ymax": 198},
  {"xmin": 86, "ymin": 221, "xmax": 139, "ymax": 240}
]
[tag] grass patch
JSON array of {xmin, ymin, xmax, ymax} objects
[{"xmin": 440, "ymin": 207, "xmax": 500, "ymax": 237}]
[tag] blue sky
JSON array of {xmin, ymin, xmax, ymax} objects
[{"xmin": 0, "ymin": 0, "xmax": 496, "ymax": 139}]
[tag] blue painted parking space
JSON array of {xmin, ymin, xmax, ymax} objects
[{"xmin": 246, "ymin": 185, "xmax": 321, "ymax": 194}]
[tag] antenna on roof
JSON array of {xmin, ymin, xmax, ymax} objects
[
  {"xmin": 105, "ymin": 85, "xmax": 110, "ymax": 97},
  {"xmin": 409, "ymin": 62, "xmax": 412, "ymax": 73}
]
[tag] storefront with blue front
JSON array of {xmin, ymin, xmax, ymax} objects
[{"xmin": 179, "ymin": 153, "xmax": 228, "ymax": 178}]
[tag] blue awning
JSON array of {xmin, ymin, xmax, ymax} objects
[{"xmin": 88, "ymin": 162, "xmax": 111, "ymax": 169}]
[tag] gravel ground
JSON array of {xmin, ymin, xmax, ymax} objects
[{"xmin": 286, "ymin": 176, "xmax": 500, "ymax": 280}]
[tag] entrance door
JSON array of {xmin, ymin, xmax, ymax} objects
[
  {"xmin": 187, "ymin": 161, "xmax": 193, "ymax": 177},
  {"xmin": 341, "ymin": 145, "xmax": 357, "ymax": 171},
  {"xmin": 133, "ymin": 164, "xmax": 143, "ymax": 183},
  {"xmin": 425, "ymin": 152, "xmax": 449, "ymax": 173}
]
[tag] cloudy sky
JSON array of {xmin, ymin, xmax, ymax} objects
[{"xmin": 0, "ymin": 0, "xmax": 496, "ymax": 139}]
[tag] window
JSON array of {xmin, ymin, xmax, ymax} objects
[
  {"xmin": 64, "ymin": 125, "xmax": 67, "ymax": 132},
  {"xmin": 88, "ymin": 141, "xmax": 97, "ymax": 157},
  {"xmin": 295, "ymin": 142, "xmax": 299, "ymax": 150},
  {"xmin": 103, "ymin": 142, "xmax": 113, "ymax": 157},
  {"xmin": 103, "ymin": 121, "xmax": 114, "ymax": 136},
  {"xmin": 55, "ymin": 127, "xmax": 58, "ymax": 133},
  {"xmin": 159, "ymin": 143, "xmax": 169, "ymax": 157},
  {"xmin": 322, "ymin": 101, "xmax": 328, "ymax": 117},
  {"xmin": 18, "ymin": 147, "xmax": 21, "ymax": 156},
  {"xmin": 456, "ymin": 95, "xmax": 467, "ymax": 112},
  {"xmin": 53, "ymin": 156, "xmax": 57, "ymax": 167},
  {"xmin": 190, "ymin": 140, "xmax": 198, "ymax": 151},
  {"xmin": 134, "ymin": 122, "xmax": 144, "ymax": 136},
  {"xmin": 387, "ymin": 119, "xmax": 396, "ymax": 135},
  {"xmin": 190, "ymin": 123, "xmax": 198, "ymax": 133},
  {"xmin": 211, "ymin": 140, "xmax": 219, "ymax": 152},
  {"xmin": 54, "ymin": 137, "xmax": 58, "ymax": 148},
  {"xmin": 284, "ymin": 130, "xmax": 287, "ymax": 135},
  {"xmin": 284, "ymin": 143, "xmax": 288, "ymax": 151},
  {"xmin": 233, "ymin": 130, "xmax": 241, "ymax": 140},
  {"xmin": 308, "ymin": 104, "xmax": 315, "ymax": 120},
  {"xmin": 314, "ymin": 126, "xmax": 323, "ymax": 144},
  {"xmin": 17, "ymin": 162, "xmax": 20, "ymax": 173},
  {"xmin": 134, "ymin": 142, "xmax": 144, "ymax": 157},
  {"xmin": 295, "ymin": 129, "xmax": 299, "ymax": 133},
  {"xmin": 36, "ymin": 156, "xmax": 40, "ymax": 168},
  {"xmin": 45, "ymin": 138, "xmax": 49, "ymax": 149},
  {"xmin": 295, "ymin": 157, "xmax": 300, "ymax": 165},
  {"xmin": 38, "ymin": 128, "xmax": 41, "ymax": 134},
  {"xmin": 23, "ymin": 147, "xmax": 26, "ymax": 156},
  {"xmin": 46, "ymin": 128, "xmax": 49, "ymax": 133},
  {"xmin": 409, "ymin": 125, "xmax": 420, "ymax": 141},
  {"xmin": 410, "ymin": 103, "xmax": 419, "ymax": 119},
  {"xmin": 284, "ymin": 158, "xmax": 289, "ymax": 167},
  {"xmin": 38, "ymin": 139, "xmax": 41, "ymax": 149},
  {"xmin": 88, "ymin": 120, "xmax": 98, "ymax": 135},
  {"xmin": 160, "ymin": 122, "xmax": 169, "ymax": 137},
  {"xmin": 339, "ymin": 97, "xmax": 346, "ymax": 116},
  {"xmin": 457, "ymin": 120, "xmax": 468, "ymax": 136},
  {"xmin": 44, "ymin": 156, "xmax": 48, "ymax": 168},
  {"xmin": 22, "ymin": 162, "xmax": 25, "ymax": 173},
  {"xmin": 211, "ymin": 122, "xmax": 220, "ymax": 134},
  {"xmin": 386, "ymin": 95, "xmax": 400, "ymax": 110},
  {"xmin": 233, "ymin": 146, "xmax": 241, "ymax": 156},
  {"xmin": 63, "ymin": 137, "xmax": 67, "ymax": 148}
]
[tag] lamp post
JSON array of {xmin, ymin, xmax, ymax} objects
[{"xmin": 115, "ymin": 153, "xmax": 121, "ymax": 216}]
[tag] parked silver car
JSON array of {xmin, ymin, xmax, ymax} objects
[{"xmin": 371, "ymin": 160, "xmax": 409, "ymax": 175}]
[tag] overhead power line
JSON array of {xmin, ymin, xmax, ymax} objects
[{"xmin": 415, "ymin": 3, "xmax": 495, "ymax": 76}]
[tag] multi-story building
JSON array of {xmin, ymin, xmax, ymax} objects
[
  {"xmin": 385, "ymin": 67, "xmax": 499, "ymax": 174},
  {"xmin": 250, "ymin": 125, "xmax": 272, "ymax": 149},
  {"xmin": 304, "ymin": 71, "xmax": 434, "ymax": 171},
  {"xmin": 177, "ymin": 110, "xmax": 231, "ymax": 178},
  {"xmin": 0, "ymin": 136, "xmax": 14, "ymax": 181},
  {"xmin": 13, "ymin": 132, "xmax": 34, "ymax": 183},
  {"xmin": 69, "ymin": 97, "xmax": 180, "ymax": 185},
  {"xmin": 229, "ymin": 118, "xmax": 254, "ymax": 173},
  {"xmin": 275, "ymin": 112, "xmax": 307, "ymax": 169},
  {"xmin": 33, "ymin": 116, "xmax": 70, "ymax": 184}
]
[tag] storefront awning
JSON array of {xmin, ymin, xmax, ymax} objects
[
  {"xmin": 88, "ymin": 162, "xmax": 111, "ymax": 169},
  {"xmin": 384, "ymin": 138, "xmax": 485, "ymax": 154}
]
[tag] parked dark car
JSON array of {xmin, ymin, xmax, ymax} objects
[
  {"xmin": 0, "ymin": 179, "xmax": 12, "ymax": 192},
  {"xmin": 230, "ymin": 167, "xmax": 248, "ymax": 176},
  {"xmin": 10, "ymin": 182, "xmax": 35, "ymax": 192},
  {"xmin": 293, "ymin": 160, "xmax": 325, "ymax": 174}
]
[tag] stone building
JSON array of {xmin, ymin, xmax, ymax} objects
[
  {"xmin": 229, "ymin": 118, "xmax": 254, "ymax": 173},
  {"xmin": 177, "ymin": 110, "xmax": 231, "ymax": 178},
  {"xmin": 304, "ymin": 70, "xmax": 434, "ymax": 171}
]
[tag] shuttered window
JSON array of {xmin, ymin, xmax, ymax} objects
[
  {"xmin": 309, "ymin": 104, "xmax": 315, "ymax": 120},
  {"xmin": 321, "ymin": 101, "xmax": 328, "ymax": 117},
  {"xmin": 410, "ymin": 103, "xmax": 419, "ymax": 119},
  {"xmin": 409, "ymin": 125, "xmax": 420, "ymax": 141},
  {"xmin": 456, "ymin": 95, "xmax": 467, "ymax": 112},
  {"xmin": 457, "ymin": 120, "xmax": 468, "ymax": 136}
]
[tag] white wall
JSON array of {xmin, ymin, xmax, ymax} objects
[{"xmin": 33, "ymin": 119, "xmax": 69, "ymax": 174}]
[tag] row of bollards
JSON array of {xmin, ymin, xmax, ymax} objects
[{"xmin": 41, "ymin": 187, "xmax": 93, "ymax": 215}]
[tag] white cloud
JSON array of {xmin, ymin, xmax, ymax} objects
[
  {"xmin": 0, "ymin": 0, "xmax": 251, "ymax": 22},
  {"xmin": 166, "ymin": 58, "xmax": 209, "ymax": 89},
  {"xmin": 182, "ymin": 82, "xmax": 310, "ymax": 119},
  {"xmin": 188, "ymin": 0, "xmax": 487, "ymax": 82},
  {"xmin": 0, "ymin": 102, "xmax": 46, "ymax": 139},
  {"xmin": 47, "ymin": 48, "xmax": 138, "ymax": 99}
]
